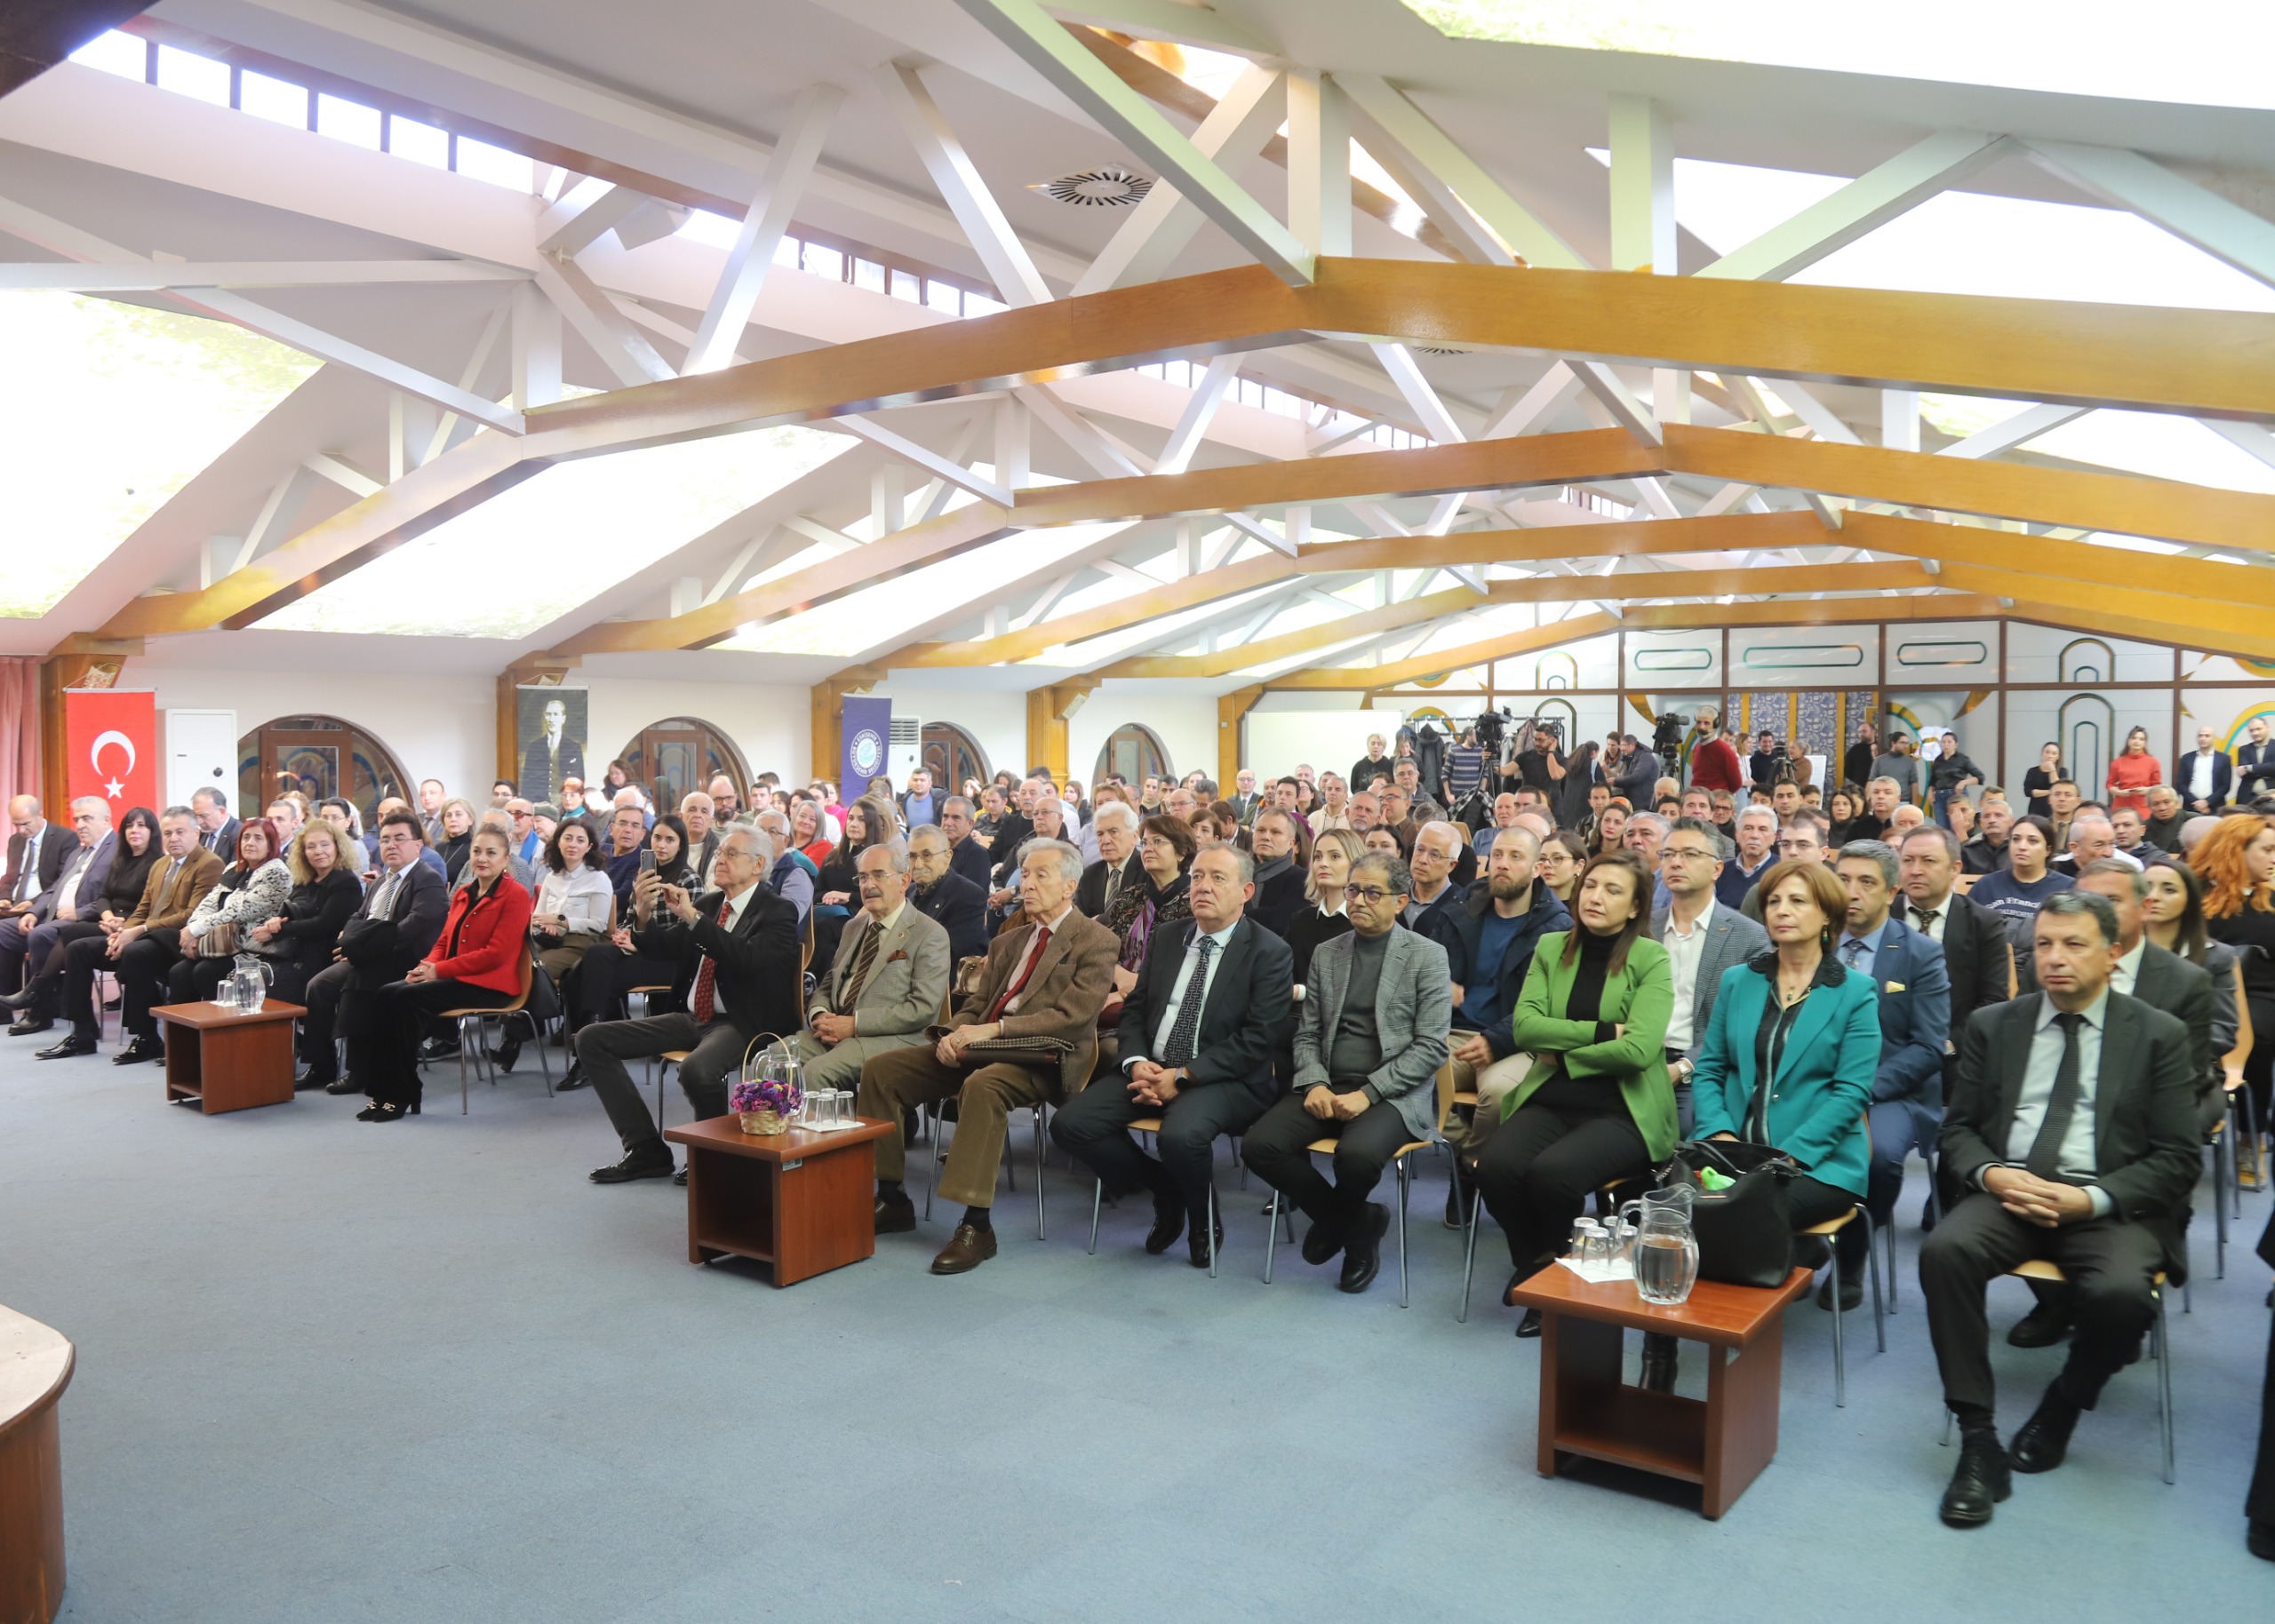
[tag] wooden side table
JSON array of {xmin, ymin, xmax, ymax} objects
[
  {"xmin": 664, "ymin": 1116, "xmax": 894, "ymax": 1286},
  {"xmin": 151, "ymin": 999, "xmax": 305, "ymax": 1114},
  {"xmin": 0, "ymin": 1304, "xmax": 74, "ymax": 1624},
  {"xmin": 1510, "ymin": 1264, "xmax": 1813, "ymax": 1519}
]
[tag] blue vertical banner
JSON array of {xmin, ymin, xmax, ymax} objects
[{"xmin": 839, "ymin": 696, "xmax": 892, "ymax": 794}]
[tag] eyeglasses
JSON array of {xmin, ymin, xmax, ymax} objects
[
  {"xmin": 1346, "ymin": 885, "xmax": 1403, "ymax": 904},
  {"xmin": 1664, "ymin": 847, "xmax": 1719, "ymax": 863}
]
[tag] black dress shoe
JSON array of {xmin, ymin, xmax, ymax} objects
[
  {"xmin": 2248, "ymin": 1520, "xmax": 2275, "ymax": 1562},
  {"xmin": 9, "ymin": 1015, "xmax": 52, "ymax": 1036},
  {"xmin": 874, "ymin": 1191, "xmax": 917, "ymax": 1233},
  {"xmin": 1514, "ymin": 1307, "xmax": 1543, "ymax": 1339},
  {"xmin": 1144, "ymin": 1189, "xmax": 1185, "ymax": 1255},
  {"xmin": 1337, "ymin": 1203, "xmax": 1388, "ymax": 1294},
  {"xmin": 1939, "ymin": 1430, "xmax": 2012, "ymax": 1527},
  {"xmin": 1639, "ymin": 1333, "xmax": 1680, "ymax": 1392},
  {"xmin": 2007, "ymin": 1301, "xmax": 2072, "ymax": 1348},
  {"xmin": 589, "ymin": 1150, "xmax": 675, "ymax": 1183},
  {"xmin": 1186, "ymin": 1212, "xmax": 1224, "ymax": 1270},
  {"xmin": 672, "ymin": 1167, "xmax": 687, "ymax": 1187},
  {"xmin": 35, "ymin": 1032, "xmax": 96, "ymax": 1060},
  {"xmin": 325, "ymin": 1076, "xmax": 362, "ymax": 1095},
  {"xmin": 2008, "ymin": 1383, "xmax": 2083, "ymax": 1474},
  {"xmin": 494, "ymin": 1034, "xmax": 522, "ymax": 1072},
  {"xmin": 418, "ymin": 1035, "xmax": 459, "ymax": 1061},
  {"xmin": 1816, "ymin": 1270, "xmax": 1864, "ymax": 1312},
  {"xmin": 112, "ymin": 1036, "xmax": 164, "ymax": 1065},
  {"xmin": 355, "ymin": 1102, "xmax": 417, "ymax": 1122},
  {"xmin": 292, "ymin": 1067, "xmax": 331, "ymax": 1092},
  {"xmin": 1300, "ymin": 1218, "xmax": 1345, "ymax": 1266},
  {"xmin": 555, "ymin": 1062, "xmax": 588, "ymax": 1091},
  {"xmin": 0, "ymin": 986, "xmax": 34, "ymax": 1010}
]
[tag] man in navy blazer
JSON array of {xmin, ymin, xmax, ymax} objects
[
  {"xmin": 2175, "ymin": 725, "xmax": 2235, "ymax": 815},
  {"xmin": 906, "ymin": 824, "xmax": 988, "ymax": 964},
  {"xmin": 1836, "ymin": 839, "xmax": 1951, "ymax": 1304},
  {"xmin": 2239, "ymin": 717, "xmax": 2275, "ymax": 804}
]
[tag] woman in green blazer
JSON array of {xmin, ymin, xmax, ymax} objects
[
  {"xmin": 1474, "ymin": 850, "xmax": 1678, "ymax": 1330},
  {"xmin": 1690, "ymin": 856, "xmax": 1882, "ymax": 1290}
]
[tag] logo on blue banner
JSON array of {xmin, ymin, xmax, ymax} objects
[{"xmin": 840, "ymin": 696, "xmax": 892, "ymax": 792}]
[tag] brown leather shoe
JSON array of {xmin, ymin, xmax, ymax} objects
[{"xmin": 930, "ymin": 1222, "xmax": 998, "ymax": 1275}]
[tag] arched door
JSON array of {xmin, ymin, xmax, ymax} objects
[
  {"xmin": 1094, "ymin": 723, "xmax": 1169, "ymax": 788},
  {"xmin": 617, "ymin": 718, "xmax": 750, "ymax": 813},
  {"xmin": 238, "ymin": 715, "xmax": 411, "ymax": 822},
  {"xmin": 921, "ymin": 722, "xmax": 988, "ymax": 797}
]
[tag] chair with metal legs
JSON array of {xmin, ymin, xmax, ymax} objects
[
  {"xmin": 1262, "ymin": 1063, "xmax": 1455, "ymax": 1308},
  {"xmin": 1799, "ymin": 1205, "xmax": 1887, "ymax": 1408},
  {"xmin": 924, "ymin": 1097, "xmax": 1049, "ymax": 1238},
  {"xmin": 1457, "ymin": 1172, "xmax": 1644, "ymax": 1324},
  {"xmin": 1085, "ymin": 1118, "xmax": 1221, "ymax": 1277},
  {"xmin": 435, "ymin": 953, "xmax": 552, "ymax": 1114}
]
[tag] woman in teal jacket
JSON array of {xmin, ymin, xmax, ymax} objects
[
  {"xmin": 1474, "ymin": 850, "xmax": 1678, "ymax": 1331},
  {"xmin": 1690, "ymin": 856, "xmax": 1882, "ymax": 1290}
]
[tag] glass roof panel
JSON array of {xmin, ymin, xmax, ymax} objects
[
  {"xmin": 1404, "ymin": 3, "xmax": 2275, "ymax": 112},
  {"xmin": 0, "ymin": 292, "xmax": 321, "ymax": 618},
  {"xmin": 256, "ymin": 426, "xmax": 851, "ymax": 638}
]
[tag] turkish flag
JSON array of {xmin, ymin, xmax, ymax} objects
[{"xmin": 65, "ymin": 690, "xmax": 160, "ymax": 816}]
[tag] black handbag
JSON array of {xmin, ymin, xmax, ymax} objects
[
  {"xmin": 1664, "ymin": 1139, "xmax": 1800, "ymax": 1289},
  {"xmin": 337, "ymin": 914, "xmax": 400, "ymax": 971}
]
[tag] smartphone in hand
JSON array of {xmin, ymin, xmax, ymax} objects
[{"xmin": 639, "ymin": 848, "xmax": 657, "ymax": 875}]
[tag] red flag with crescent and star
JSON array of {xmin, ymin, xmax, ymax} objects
[{"xmin": 65, "ymin": 689, "xmax": 159, "ymax": 815}]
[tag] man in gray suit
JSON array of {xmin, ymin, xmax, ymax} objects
[
  {"xmin": 2, "ymin": 798, "xmax": 114, "ymax": 1022},
  {"xmin": 803, "ymin": 839, "xmax": 950, "ymax": 1092},
  {"xmin": 1652, "ymin": 818, "xmax": 1768, "ymax": 1134},
  {"xmin": 1244, "ymin": 850, "xmax": 1452, "ymax": 1294}
]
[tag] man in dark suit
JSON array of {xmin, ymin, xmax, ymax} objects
[
  {"xmin": 3, "ymin": 796, "xmax": 79, "ymax": 924},
  {"xmin": 1897, "ymin": 823, "xmax": 2015, "ymax": 1204},
  {"xmin": 1, "ymin": 799, "xmax": 109, "ymax": 1010},
  {"xmin": 938, "ymin": 797, "xmax": 993, "ymax": 891},
  {"xmin": 906, "ymin": 825, "xmax": 988, "ymax": 963},
  {"xmin": 2250, "ymin": 1208, "xmax": 2275, "ymax": 1561},
  {"xmin": 299, "ymin": 810, "xmax": 450, "ymax": 1091},
  {"xmin": 2239, "ymin": 717, "xmax": 2275, "ymax": 804},
  {"xmin": 44, "ymin": 807, "xmax": 216, "ymax": 1063},
  {"xmin": 1226, "ymin": 768, "xmax": 1266, "ymax": 826},
  {"xmin": 1052, "ymin": 844, "xmax": 1292, "ymax": 1267},
  {"xmin": 579, "ymin": 825, "xmax": 802, "ymax": 1184},
  {"xmin": 520, "ymin": 696, "xmax": 585, "ymax": 804},
  {"xmin": 1074, "ymin": 800, "xmax": 1143, "ymax": 919},
  {"xmin": 1244, "ymin": 808, "xmax": 1307, "ymax": 937},
  {"xmin": 1924, "ymin": 889, "xmax": 2199, "ymax": 1528},
  {"xmin": 2175, "ymin": 725, "xmax": 2234, "ymax": 815},
  {"xmin": 1836, "ymin": 839, "xmax": 1952, "ymax": 1310},
  {"xmin": 189, "ymin": 787, "xmax": 240, "ymax": 860}
]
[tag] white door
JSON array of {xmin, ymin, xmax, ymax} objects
[{"xmin": 165, "ymin": 709, "xmax": 237, "ymax": 813}]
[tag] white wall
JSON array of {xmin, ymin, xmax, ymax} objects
[
  {"xmin": 1245, "ymin": 709, "xmax": 1397, "ymax": 785},
  {"xmin": 870, "ymin": 685, "xmax": 1026, "ymax": 785},
  {"xmin": 1069, "ymin": 682, "xmax": 1217, "ymax": 787},
  {"xmin": 579, "ymin": 676, "xmax": 810, "ymax": 786}
]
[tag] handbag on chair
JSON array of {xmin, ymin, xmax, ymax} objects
[{"xmin": 1664, "ymin": 1139, "xmax": 1800, "ymax": 1288}]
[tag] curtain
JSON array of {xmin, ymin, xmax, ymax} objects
[{"xmin": 0, "ymin": 657, "xmax": 37, "ymax": 812}]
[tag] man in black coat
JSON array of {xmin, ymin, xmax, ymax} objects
[
  {"xmin": 1923, "ymin": 890, "xmax": 2199, "ymax": 1530},
  {"xmin": 302, "ymin": 810, "xmax": 450, "ymax": 1090},
  {"xmin": 2249, "ymin": 1208, "xmax": 2275, "ymax": 1561},
  {"xmin": 2175, "ymin": 725, "xmax": 2234, "ymax": 815},
  {"xmin": 579, "ymin": 826, "xmax": 801, "ymax": 1183},
  {"xmin": 1074, "ymin": 800, "xmax": 1143, "ymax": 918},
  {"xmin": 1052, "ymin": 845, "xmax": 1292, "ymax": 1267},
  {"xmin": 1244, "ymin": 808, "xmax": 1307, "ymax": 938},
  {"xmin": 937, "ymin": 796, "xmax": 994, "ymax": 891},
  {"xmin": 2, "ymin": 796, "xmax": 78, "ymax": 922},
  {"xmin": 906, "ymin": 824, "xmax": 988, "ymax": 964}
]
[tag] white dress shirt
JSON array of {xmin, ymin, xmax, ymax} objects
[
  {"xmin": 1659, "ymin": 897, "xmax": 1714, "ymax": 1052},
  {"xmin": 2190, "ymin": 752, "xmax": 2215, "ymax": 802},
  {"xmin": 1132, "ymin": 918, "xmax": 1240, "ymax": 1070},
  {"xmin": 1992, "ymin": 990, "xmax": 2115, "ymax": 1216},
  {"xmin": 1906, "ymin": 892, "xmax": 1951, "ymax": 944},
  {"xmin": 2111, "ymin": 937, "xmax": 2146, "ymax": 997}
]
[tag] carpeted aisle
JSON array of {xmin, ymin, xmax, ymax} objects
[{"xmin": 2, "ymin": 1039, "xmax": 2268, "ymax": 1621}]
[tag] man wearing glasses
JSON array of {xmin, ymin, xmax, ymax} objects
[
  {"xmin": 1243, "ymin": 851, "xmax": 1451, "ymax": 1294},
  {"xmin": 1653, "ymin": 820, "xmax": 1767, "ymax": 1135}
]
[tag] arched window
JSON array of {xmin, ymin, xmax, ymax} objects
[
  {"xmin": 1539, "ymin": 652, "xmax": 1578, "ymax": 690},
  {"xmin": 238, "ymin": 715, "xmax": 412, "ymax": 823},
  {"xmin": 921, "ymin": 722, "xmax": 989, "ymax": 798},
  {"xmin": 616, "ymin": 718, "xmax": 750, "ymax": 814},
  {"xmin": 2059, "ymin": 694, "xmax": 2115, "ymax": 799},
  {"xmin": 2059, "ymin": 638, "xmax": 2115, "ymax": 684},
  {"xmin": 1094, "ymin": 723, "xmax": 1170, "ymax": 788}
]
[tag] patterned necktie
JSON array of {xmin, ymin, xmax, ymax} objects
[
  {"xmin": 1912, "ymin": 905, "xmax": 1940, "ymax": 936},
  {"xmin": 1840, "ymin": 937, "xmax": 1868, "ymax": 968},
  {"xmin": 986, "ymin": 925, "xmax": 1053, "ymax": 1023},
  {"xmin": 690, "ymin": 895, "xmax": 731, "ymax": 1024},
  {"xmin": 1157, "ymin": 936, "xmax": 1216, "ymax": 1069},
  {"xmin": 2025, "ymin": 1012, "xmax": 2087, "ymax": 1179},
  {"xmin": 840, "ymin": 919, "xmax": 882, "ymax": 1009}
]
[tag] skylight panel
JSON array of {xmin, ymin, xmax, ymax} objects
[
  {"xmin": 1404, "ymin": 2, "xmax": 2275, "ymax": 114},
  {"xmin": 2024, "ymin": 410, "xmax": 2275, "ymax": 494},
  {"xmin": 0, "ymin": 293, "xmax": 320, "ymax": 618},
  {"xmin": 68, "ymin": 29, "xmax": 146, "ymax": 80},
  {"xmin": 240, "ymin": 70, "xmax": 308, "ymax": 129},
  {"xmin": 253, "ymin": 426, "xmax": 851, "ymax": 638},
  {"xmin": 154, "ymin": 44, "xmax": 228, "ymax": 107},
  {"xmin": 455, "ymin": 137, "xmax": 533, "ymax": 191},
  {"xmin": 388, "ymin": 115, "xmax": 450, "ymax": 170},
  {"xmin": 315, "ymin": 93, "xmax": 381, "ymax": 150}
]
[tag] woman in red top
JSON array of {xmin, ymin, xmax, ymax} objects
[
  {"xmin": 355, "ymin": 825, "xmax": 533, "ymax": 1121},
  {"xmin": 2105, "ymin": 725, "xmax": 2161, "ymax": 817}
]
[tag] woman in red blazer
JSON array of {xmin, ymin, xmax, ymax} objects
[{"xmin": 355, "ymin": 825, "xmax": 534, "ymax": 1121}]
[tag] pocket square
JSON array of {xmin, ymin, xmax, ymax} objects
[
  {"xmin": 887, "ymin": 950, "xmax": 908, "ymax": 962},
  {"xmin": 1884, "ymin": 981, "xmax": 1905, "ymax": 992}
]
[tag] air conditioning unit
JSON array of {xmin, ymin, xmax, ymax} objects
[{"xmin": 888, "ymin": 716, "xmax": 922, "ymax": 787}]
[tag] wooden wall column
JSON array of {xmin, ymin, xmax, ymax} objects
[
  {"xmin": 1217, "ymin": 684, "xmax": 1263, "ymax": 790},
  {"xmin": 36, "ymin": 637, "xmax": 140, "ymax": 809},
  {"xmin": 810, "ymin": 667, "xmax": 885, "ymax": 784},
  {"xmin": 497, "ymin": 654, "xmax": 579, "ymax": 788},
  {"xmin": 1026, "ymin": 678, "xmax": 1098, "ymax": 784}
]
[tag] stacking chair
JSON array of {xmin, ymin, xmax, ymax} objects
[
  {"xmin": 1262, "ymin": 1062, "xmax": 1456, "ymax": 1308},
  {"xmin": 924, "ymin": 1096, "xmax": 1049, "ymax": 1238},
  {"xmin": 1799, "ymin": 1205, "xmax": 1886, "ymax": 1407},
  {"xmin": 1940, "ymin": 1259, "xmax": 2175, "ymax": 1484},
  {"xmin": 1084, "ymin": 1120, "xmax": 1223, "ymax": 1277},
  {"xmin": 436, "ymin": 951, "xmax": 551, "ymax": 1113}
]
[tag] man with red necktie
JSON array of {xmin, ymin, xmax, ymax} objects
[
  {"xmin": 578, "ymin": 826, "xmax": 801, "ymax": 1185},
  {"xmin": 857, "ymin": 839, "xmax": 1119, "ymax": 1275}
]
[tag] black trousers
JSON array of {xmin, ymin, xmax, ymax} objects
[
  {"xmin": 44, "ymin": 923, "xmax": 112, "ymax": 1031},
  {"xmin": 2251, "ymin": 1240, "xmax": 2275, "ymax": 1527},
  {"xmin": 1787, "ymin": 1171, "xmax": 1870, "ymax": 1275},
  {"xmin": 1242, "ymin": 1088, "xmax": 1413, "ymax": 1234},
  {"xmin": 566, "ymin": 942, "xmax": 677, "ymax": 1028},
  {"xmin": 0, "ymin": 918, "xmax": 29, "ymax": 993},
  {"xmin": 1919, "ymin": 1190, "xmax": 2163, "ymax": 1415},
  {"xmin": 1050, "ymin": 1074, "xmax": 1268, "ymax": 1218},
  {"xmin": 113, "ymin": 934, "xmax": 182, "ymax": 1039},
  {"xmin": 2246, "ymin": 996, "xmax": 2275, "ymax": 1135},
  {"xmin": 161, "ymin": 951, "xmax": 312, "ymax": 1008},
  {"xmin": 298, "ymin": 959, "xmax": 354, "ymax": 1078},
  {"xmin": 575, "ymin": 1013, "xmax": 750, "ymax": 1156},
  {"xmin": 355, "ymin": 979, "xmax": 514, "ymax": 1107},
  {"xmin": 1473, "ymin": 1101, "xmax": 1650, "ymax": 1271}
]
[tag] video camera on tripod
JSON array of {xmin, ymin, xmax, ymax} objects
[{"xmin": 1653, "ymin": 712, "xmax": 1687, "ymax": 775}]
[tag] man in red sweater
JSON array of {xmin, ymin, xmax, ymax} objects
[{"xmin": 1688, "ymin": 709, "xmax": 1744, "ymax": 795}]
